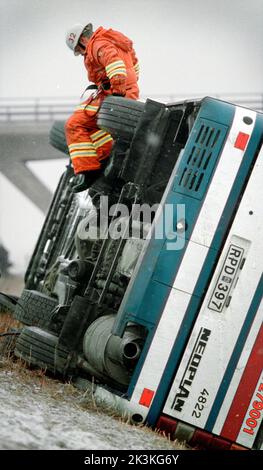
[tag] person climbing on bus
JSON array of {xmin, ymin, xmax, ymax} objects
[{"xmin": 65, "ymin": 23, "xmax": 140, "ymax": 193}]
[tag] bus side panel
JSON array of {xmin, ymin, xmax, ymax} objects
[{"xmin": 163, "ymin": 143, "xmax": 263, "ymax": 448}]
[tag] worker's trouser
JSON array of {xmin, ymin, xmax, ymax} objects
[{"xmin": 65, "ymin": 91, "xmax": 114, "ymax": 175}]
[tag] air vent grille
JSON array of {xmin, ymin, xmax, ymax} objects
[{"xmin": 175, "ymin": 119, "xmax": 228, "ymax": 199}]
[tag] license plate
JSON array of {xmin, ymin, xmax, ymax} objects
[{"xmin": 208, "ymin": 244, "xmax": 245, "ymax": 312}]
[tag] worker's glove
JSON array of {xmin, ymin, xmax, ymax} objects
[{"xmin": 111, "ymin": 75, "xmax": 126, "ymax": 97}]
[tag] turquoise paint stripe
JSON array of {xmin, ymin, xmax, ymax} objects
[
  {"xmin": 146, "ymin": 294, "xmax": 201, "ymax": 425},
  {"xmin": 210, "ymin": 111, "xmax": 263, "ymax": 251},
  {"xmin": 114, "ymin": 98, "xmax": 233, "ymax": 337},
  {"xmin": 146, "ymin": 110, "xmax": 263, "ymax": 426},
  {"xmin": 205, "ymin": 275, "xmax": 263, "ymax": 432},
  {"xmin": 125, "ymin": 99, "xmax": 234, "ymax": 398}
]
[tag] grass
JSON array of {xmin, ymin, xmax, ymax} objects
[
  {"xmin": 0, "ymin": 311, "xmax": 20, "ymax": 333},
  {"xmin": 0, "ymin": 312, "xmax": 190, "ymax": 450}
]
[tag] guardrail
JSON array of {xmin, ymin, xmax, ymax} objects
[{"xmin": 0, "ymin": 93, "xmax": 262, "ymax": 122}]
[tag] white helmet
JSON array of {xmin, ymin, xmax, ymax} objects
[{"xmin": 65, "ymin": 23, "xmax": 85, "ymax": 55}]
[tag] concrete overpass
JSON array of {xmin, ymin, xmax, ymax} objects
[
  {"xmin": 1, "ymin": 92, "xmax": 262, "ymax": 213},
  {"xmin": 0, "ymin": 121, "xmax": 66, "ymax": 213}
]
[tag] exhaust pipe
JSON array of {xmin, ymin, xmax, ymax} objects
[{"xmin": 83, "ymin": 315, "xmax": 144, "ymax": 386}]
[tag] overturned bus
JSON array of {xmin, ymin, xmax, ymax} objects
[{"xmin": 12, "ymin": 95, "xmax": 263, "ymax": 450}]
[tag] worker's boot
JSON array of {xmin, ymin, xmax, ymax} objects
[
  {"xmin": 72, "ymin": 170, "xmax": 102, "ymax": 193},
  {"xmin": 72, "ymin": 170, "xmax": 119, "ymax": 208},
  {"xmin": 72, "ymin": 174, "xmax": 89, "ymax": 193},
  {"xmin": 88, "ymin": 175, "xmax": 119, "ymax": 209}
]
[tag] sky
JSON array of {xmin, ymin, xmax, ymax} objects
[
  {"xmin": 0, "ymin": 0, "xmax": 263, "ymax": 273},
  {"xmin": 1, "ymin": 0, "xmax": 263, "ymax": 99}
]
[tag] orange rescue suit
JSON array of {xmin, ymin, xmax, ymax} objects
[{"xmin": 65, "ymin": 27, "xmax": 139, "ymax": 174}]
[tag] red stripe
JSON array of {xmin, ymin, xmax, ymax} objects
[{"xmin": 220, "ymin": 324, "xmax": 263, "ymax": 441}]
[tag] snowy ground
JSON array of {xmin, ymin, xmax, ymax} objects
[
  {"xmin": 0, "ymin": 278, "xmax": 188, "ymax": 451},
  {"xmin": 0, "ymin": 352, "xmax": 187, "ymax": 451}
]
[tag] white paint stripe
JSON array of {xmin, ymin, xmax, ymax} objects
[
  {"xmin": 163, "ymin": 143, "xmax": 263, "ymax": 427},
  {"xmin": 212, "ymin": 299, "xmax": 263, "ymax": 436},
  {"xmin": 191, "ymin": 107, "xmax": 256, "ymax": 247},
  {"xmin": 163, "ymin": 247, "xmax": 262, "ymax": 427},
  {"xmin": 131, "ymin": 288, "xmax": 193, "ymax": 418},
  {"xmin": 173, "ymin": 242, "xmax": 208, "ymax": 293},
  {"xmin": 211, "ymin": 144, "xmax": 263, "ymax": 435},
  {"xmin": 129, "ymin": 105, "xmax": 257, "ymax": 416}
]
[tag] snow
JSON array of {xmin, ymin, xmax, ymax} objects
[{"xmin": 0, "ymin": 361, "xmax": 185, "ymax": 450}]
